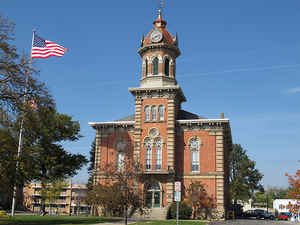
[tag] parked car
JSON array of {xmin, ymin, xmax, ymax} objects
[
  {"xmin": 278, "ymin": 212, "xmax": 290, "ymax": 220},
  {"xmin": 243, "ymin": 210, "xmax": 255, "ymax": 218},
  {"xmin": 262, "ymin": 211, "xmax": 275, "ymax": 220},
  {"xmin": 243, "ymin": 209, "xmax": 274, "ymax": 220},
  {"xmin": 243, "ymin": 210, "xmax": 262, "ymax": 219}
]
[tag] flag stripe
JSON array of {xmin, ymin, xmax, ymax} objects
[
  {"xmin": 31, "ymin": 33, "xmax": 67, "ymax": 59},
  {"xmin": 32, "ymin": 48, "xmax": 65, "ymax": 54},
  {"xmin": 32, "ymin": 54, "xmax": 63, "ymax": 59}
]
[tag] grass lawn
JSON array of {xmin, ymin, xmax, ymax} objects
[
  {"xmin": 0, "ymin": 215, "xmax": 119, "ymax": 225},
  {"xmin": 135, "ymin": 221, "xmax": 207, "ymax": 225},
  {"xmin": 0, "ymin": 216, "xmax": 208, "ymax": 225}
]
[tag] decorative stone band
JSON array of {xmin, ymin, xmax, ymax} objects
[
  {"xmin": 137, "ymin": 43, "xmax": 181, "ymax": 57},
  {"xmin": 128, "ymin": 85, "xmax": 186, "ymax": 102},
  {"xmin": 177, "ymin": 118, "xmax": 229, "ymax": 124},
  {"xmin": 89, "ymin": 121, "xmax": 135, "ymax": 129},
  {"xmin": 176, "ymin": 119, "xmax": 230, "ymax": 133}
]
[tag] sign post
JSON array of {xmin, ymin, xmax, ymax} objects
[{"xmin": 174, "ymin": 182, "xmax": 181, "ymax": 225}]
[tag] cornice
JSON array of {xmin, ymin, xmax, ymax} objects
[
  {"xmin": 89, "ymin": 121, "xmax": 134, "ymax": 129},
  {"xmin": 177, "ymin": 119, "xmax": 229, "ymax": 124},
  {"xmin": 128, "ymin": 85, "xmax": 186, "ymax": 102},
  {"xmin": 138, "ymin": 43, "xmax": 180, "ymax": 57}
]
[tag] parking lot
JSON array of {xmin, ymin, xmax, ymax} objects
[{"xmin": 208, "ymin": 219, "xmax": 297, "ymax": 225}]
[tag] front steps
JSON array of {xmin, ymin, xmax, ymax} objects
[{"xmin": 133, "ymin": 207, "xmax": 168, "ymax": 220}]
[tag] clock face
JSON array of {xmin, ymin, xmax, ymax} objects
[
  {"xmin": 190, "ymin": 139, "xmax": 199, "ymax": 150},
  {"xmin": 150, "ymin": 30, "xmax": 163, "ymax": 43}
]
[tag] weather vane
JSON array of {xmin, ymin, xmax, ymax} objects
[{"xmin": 159, "ymin": 0, "xmax": 164, "ymax": 11}]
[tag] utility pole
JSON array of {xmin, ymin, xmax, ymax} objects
[
  {"xmin": 69, "ymin": 179, "xmax": 72, "ymax": 216},
  {"xmin": 266, "ymin": 194, "xmax": 269, "ymax": 213}
]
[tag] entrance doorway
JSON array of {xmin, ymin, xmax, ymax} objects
[{"xmin": 145, "ymin": 182, "xmax": 161, "ymax": 208}]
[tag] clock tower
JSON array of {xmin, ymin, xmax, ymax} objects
[{"xmin": 129, "ymin": 9, "xmax": 186, "ymax": 209}]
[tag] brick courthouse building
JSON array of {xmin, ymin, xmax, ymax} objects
[{"xmin": 89, "ymin": 10, "xmax": 232, "ymax": 219}]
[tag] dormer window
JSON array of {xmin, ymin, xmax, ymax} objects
[
  {"xmin": 164, "ymin": 58, "xmax": 169, "ymax": 76},
  {"xmin": 153, "ymin": 57, "xmax": 159, "ymax": 75}
]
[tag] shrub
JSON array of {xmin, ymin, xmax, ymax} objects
[{"xmin": 167, "ymin": 201, "xmax": 192, "ymax": 219}]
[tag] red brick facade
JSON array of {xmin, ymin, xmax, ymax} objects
[{"xmin": 89, "ymin": 10, "xmax": 232, "ymax": 219}]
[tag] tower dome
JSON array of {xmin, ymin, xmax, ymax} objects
[{"xmin": 138, "ymin": 10, "xmax": 180, "ymax": 88}]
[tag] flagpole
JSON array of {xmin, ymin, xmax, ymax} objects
[{"xmin": 11, "ymin": 29, "xmax": 35, "ymax": 216}]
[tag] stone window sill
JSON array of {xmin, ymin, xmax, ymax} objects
[{"xmin": 144, "ymin": 120, "xmax": 166, "ymax": 123}]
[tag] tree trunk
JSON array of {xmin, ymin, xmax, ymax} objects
[
  {"xmin": 41, "ymin": 178, "xmax": 46, "ymax": 216},
  {"xmin": 124, "ymin": 204, "xmax": 128, "ymax": 225}
]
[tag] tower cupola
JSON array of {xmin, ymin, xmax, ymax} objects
[{"xmin": 138, "ymin": 10, "xmax": 181, "ymax": 88}]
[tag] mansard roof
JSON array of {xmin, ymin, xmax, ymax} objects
[
  {"xmin": 178, "ymin": 110, "xmax": 205, "ymax": 120},
  {"xmin": 115, "ymin": 114, "xmax": 135, "ymax": 122}
]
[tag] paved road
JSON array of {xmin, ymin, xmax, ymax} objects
[{"xmin": 209, "ymin": 219, "xmax": 298, "ymax": 225}]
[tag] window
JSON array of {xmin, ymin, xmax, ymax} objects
[
  {"xmin": 153, "ymin": 57, "xmax": 159, "ymax": 75},
  {"xmin": 145, "ymin": 106, "xmax": 150, "ymax": 121},
  {"xmin": 190, "ymin": 138, "xmax": 200, "ymax": 171},
  {"xmin": 145, "ymin": 59, "xmax": 148, "ymax": 76},
  {"xmin": 152, "ymin": 105, "xmax": 157, "ymax": 121},
  {"xmin": 158, "ymin": 105, "xmax": 164, "ymax": 121},
  {"xmin": 155, "ymin": 138, "xmax": 162, "ymax": 170},
  {"xmin": 145, "ymin": 139, "xmax": 152, "ymax": 170},
  {"xmin": 164, "ymin": 58, "xmax": 169, "ymax": 76}
]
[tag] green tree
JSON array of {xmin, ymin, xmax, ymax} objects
[
  {"xmin": 168, "ymin": 201, "xmax": 192, "ymax": 219},
  {"xmin": 253, "ymin": 191, "xmax": 268, "ymax": 207},
  {"xmin": 0, "ymin": 13, "xmax": 52, "ymax": 209},
  {"xmin": 229, "ymin": 144, "xmax": 264, "ymax": 204},
  {"xmin": 266, "ymin": 187, "xmax": 289, "ymax": 200},
  {"xmin": 87, "ymin": 138, "xmax": 96, "ymax": 191},
  {"xmin": 40, "ymin": 179, "xmax": 67, "ymax": 215},
  {"xmin": 21, "ymin": 105, "xmax": 88, "ymax": 213},
  {"xmin": 0, "ymin": 14, "xmax": 50, "ymax": 121},
  {"xmin": 0, "ymin": 128, "xmax": 17, "ymax": 209},
  {"xmin": 252, "ymin": 187, "xmax": 289, "ymax": 210}
]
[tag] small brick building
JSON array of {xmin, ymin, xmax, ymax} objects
[{"xmin": 89, "ymin": 10, "xmax": 232, "ymax": 219}]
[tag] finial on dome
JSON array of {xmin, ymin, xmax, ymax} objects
[
  {"xmin": 153, "ymin": 8, "xmax": 167, "ymax": 28},
  {"xmin": 157, "ymin": 9, "xmax": 162, "ymax": 21}
]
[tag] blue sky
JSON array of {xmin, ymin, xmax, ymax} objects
[{"xmin": 2, "ymin": 1, "xmax": 300, "ymax": 188}]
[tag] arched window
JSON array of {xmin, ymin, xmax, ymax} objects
[
  {"xmin": 190, "ymin": 138, "xmax": 200, "ymax": 171},
  {"xmin": 145, "ymin": 106, "xmax": 150, "ymax": 121},
  {"xmin": 153, "ymin": 57, "xmax": 159, "ymax": 75},
  {"xmin": 158, "ymin": 105, "xmax": 164, "ymax": 121},
  {"xmin": 155, "ymin": 138, "xmax": 162, "ymax": 170},
  {"xmin": 116, "ymin": 139, "xmax": 127, "ymax": 171},
  {"xmin": 152, "ymin": 105, "xmax": 157, "ymax": 121},
  {"xmin": 117, "ymin": 152, "xmax": 125, "ymax": 171},
  {"xmin": 164, "ymin": 58, "xmax": 169, "ymax": 76},
  {"xmin": 145, "ymin": 138, "xmax": 152, "ymax": 170},
  {"xmin": 145, "ymin": 59, "xmax": 148, "ymax": 76}
]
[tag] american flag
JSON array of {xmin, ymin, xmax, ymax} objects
[{"xmin": 31, "ymin": 33, "xmax": 67, "ymax": 59}]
